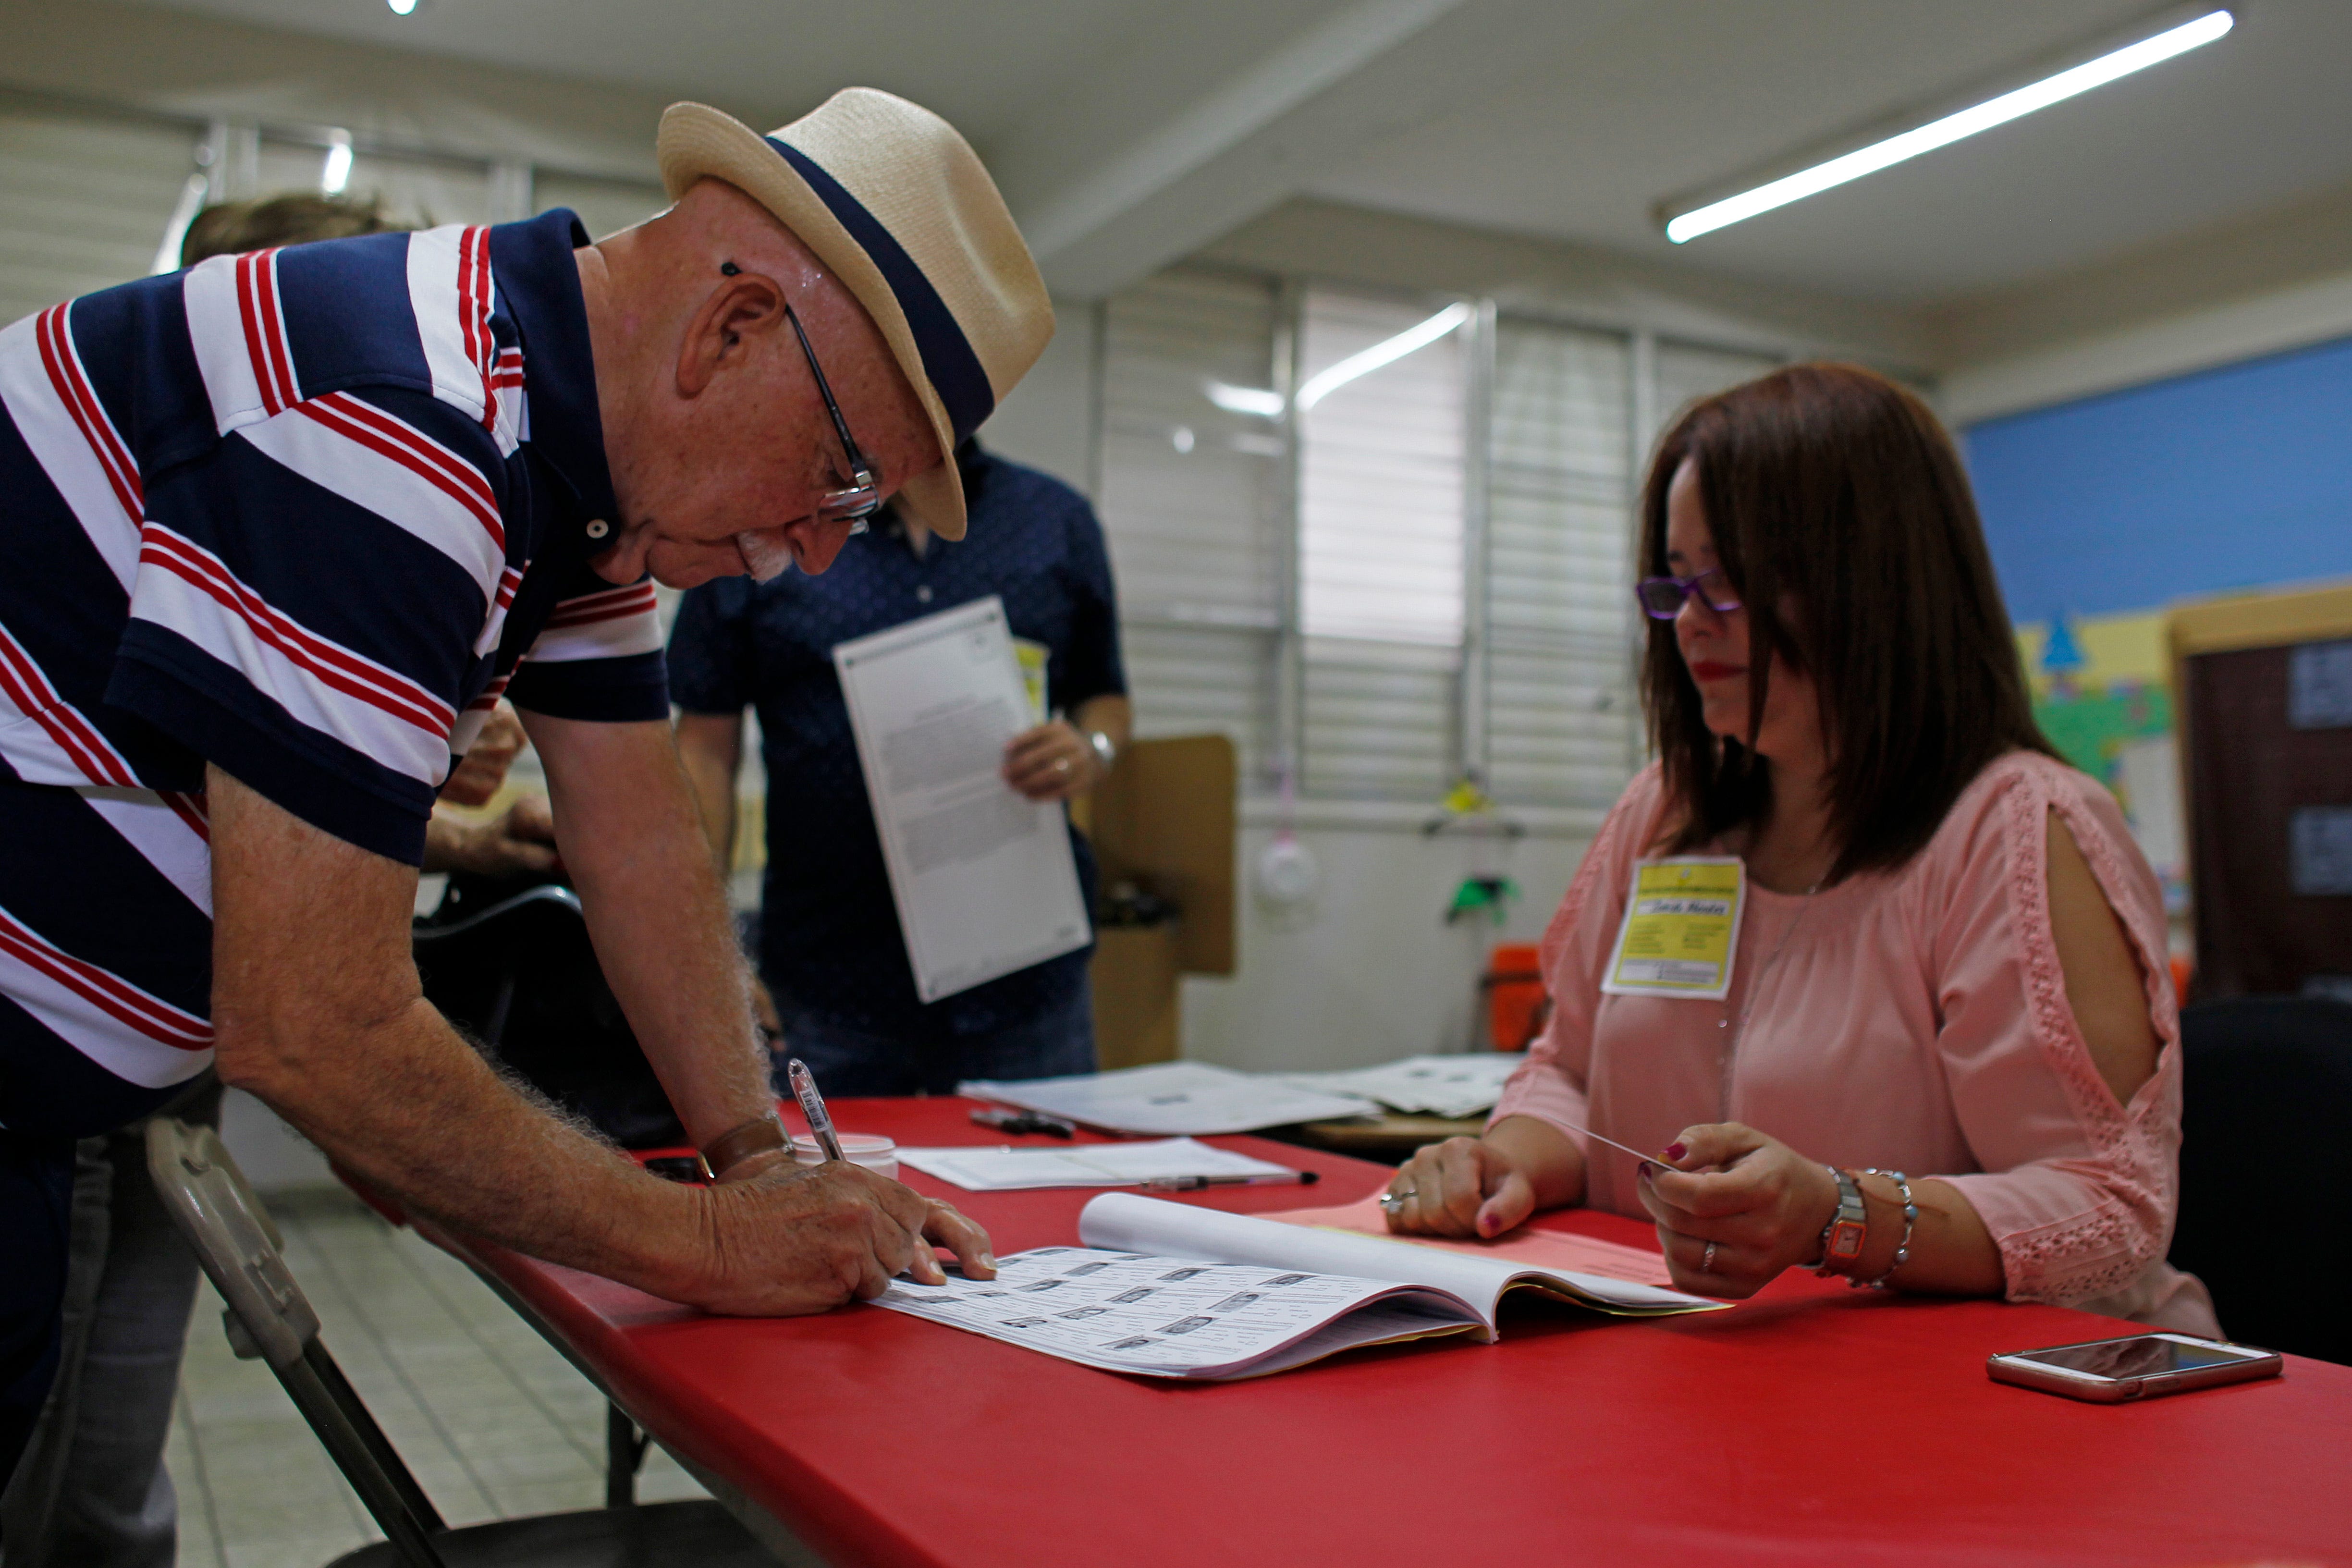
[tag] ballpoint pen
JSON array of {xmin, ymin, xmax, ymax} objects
[
  {"xmin": 785, "ymin": 1057, "xmax": 847, "ymax": 1164},
  {"xmin": 1143, "ymin": 1171, "xmax": 1321, "ymax": 1192}
]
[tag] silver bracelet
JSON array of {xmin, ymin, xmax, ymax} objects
[{"xmin": 1851, "ymin": 1169, "xmax": 1916, "ymax": 1290}]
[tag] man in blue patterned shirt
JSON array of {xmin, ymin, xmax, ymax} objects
[{"xmin": 671, "ymin": 436, "xmax": 1129, "ymax": 1094}]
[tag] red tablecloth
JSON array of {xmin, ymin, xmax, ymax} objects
[{"xmin": 439, "ymin": 1098, "xmax": 2352, "ymax": 1568}]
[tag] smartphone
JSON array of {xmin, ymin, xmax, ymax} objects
[{"xmin": 1987, "ymin": 1333, "xmax": 2282, "ymax": 1402}]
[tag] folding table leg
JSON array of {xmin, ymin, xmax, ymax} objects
[{"xmin": 605, "ymin": 1403, "xmax": 650, "ymax": 1508}]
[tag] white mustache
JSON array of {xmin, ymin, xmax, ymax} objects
[{"xmin": 736, "ymin": 530, "xmax": 793, "ymax": 582}]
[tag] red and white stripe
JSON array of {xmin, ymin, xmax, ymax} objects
[
  {"xmin": 473, "ymin": 564, "xmax": 525, "ymax": 658},
  {"xmin": 446, "ymin": 672, "xmax": 511, "ymax": 757},
  {"xmin": 0, "ymin": 900, "xmax": 214, "ymax": 1088},
  {"xmin": 0, "ymin": 308, "xmax": 143, "ymax": 588},
  {"xmin": 407, "ymin": 225, "xmax": 518, "ymax": 455},
  {"xmin": 228, "ymin": 390, "xmax": 506, "ymax": 608},
  {"xmin": 184, "ymin": 253, "xmax": 274, "ymax": 437},
  {"xmin": 131, "ymin": 524, "xmax": 459, "ymax": 784},
  {"xmin": 235, "ymin": 249, "xmax": 301, "ymax": 416},
  {"xmin": 531, "ymin": 581, "xmax": 664, "ymax": 663},
  {"xmin": 81, "ymin": 787, "xmax": 213, "ymax": 916},
  {"xmin": 0, "ymin": 621, "xmax": 138, "ymax": 789}
]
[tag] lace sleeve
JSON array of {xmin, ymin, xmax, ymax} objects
[{"xmin": 1929, "ymin": 758, "xmax": 2184, "ymax": 1309}]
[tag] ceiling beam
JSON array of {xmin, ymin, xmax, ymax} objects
[{"xmin": 991, "ymin": 0, "xmax": 1644, "ymax": 298}]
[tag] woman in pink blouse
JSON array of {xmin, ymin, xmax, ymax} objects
[{"xmin": 1384, "ymin": 363, "xmax": 2217, "ymax": 1333}]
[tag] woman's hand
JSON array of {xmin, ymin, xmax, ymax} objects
[
  {"xmin": 1637, "ymin": 1122, "xmax": 1841, "ymax": 1298},
  {"xmin": 1002, "ymin": 720, "xmax": 1101, "ymax": 801},
  {"xmin": 1383, "ymin": 1136, "xmax": 1540, "ymax": 1239}
]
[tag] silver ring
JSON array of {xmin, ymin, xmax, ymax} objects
[
  {"xmin": 1379, "ymin": 1188, "xmax": 1415, "ymax": 1212},
  {"xmin": 1701, "ymin": 1241, "xmax": 1717, "ymax": 1273}
]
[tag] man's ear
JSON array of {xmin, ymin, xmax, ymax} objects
[{"xmin": 675, "ymin": 273, "xmax": 785, "ymax": 399}]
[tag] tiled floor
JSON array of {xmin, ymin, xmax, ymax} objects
[{"xmin": 168, "ymin": 1188, "xmax": 707, "ymax": 1568}]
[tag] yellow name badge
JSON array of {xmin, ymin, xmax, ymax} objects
[{"xmin": 1601, "ymin": 857, "xmax": 1747, "ymax": 1000}]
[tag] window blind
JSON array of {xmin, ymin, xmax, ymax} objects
[
  {"xmin": 1096, "ymin": 268, "xmax": 1286, "ymax": 781},
  {"xmin": 0, "ymin": 105, "xmax": 197, "ymax": 326},
  {"xmin": 1298, "ymin": 286, "xmax": 1467, "ymax": 802},
  {"xmin": 1653, "ymin": 339, "xmax": 1784, "ymax": 446},
  {"xmin": 1484, "ymin": 317, "xmax": 1640, "ymax": 808}
]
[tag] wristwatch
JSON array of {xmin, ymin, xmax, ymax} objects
[
  {"xmin": 1086, "ymin": 730, "xmax": 1118, "ymax": 775},
  {"xmin": 1813, "ymin": 1165, "xmax": 1868, "ymax": 1275}
]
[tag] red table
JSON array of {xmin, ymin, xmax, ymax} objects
[{"xmin": 441, "ymin": 1099, "xmax": 2352, "ymax": 1568}]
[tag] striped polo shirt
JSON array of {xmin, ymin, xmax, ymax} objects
[{"xmin": 0, "ymin": 208, "xmax": 667, "ymax": 1139}]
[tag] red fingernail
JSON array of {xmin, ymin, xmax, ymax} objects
[{"xmin": 1663, "ymin": 1142, "xmax": 1687, "ymax": 1162}]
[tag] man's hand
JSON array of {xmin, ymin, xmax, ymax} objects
[
  {"xmin": 695, "ymin": 1162, "xmax": 996, "ymax": 1314},
  {"xmin": 440, "ymin": 702, "xmax": 527, "ymax": 807},
  {"xmin": 1001, "ymin": 718, "xmax": 1101, "ymax": 801},
  {"xmin": 423, "ymin": 794, "xmax": 559, "ymax": 878}
]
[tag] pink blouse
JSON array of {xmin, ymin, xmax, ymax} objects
[{"xmin": 1493, "ymin": 751, "xmax": 2218, "ymax": 1333}]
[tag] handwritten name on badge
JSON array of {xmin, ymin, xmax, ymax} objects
[{"xmin": 1601, "ymin": 857, "xmax": 1747, "ymax": 1001}]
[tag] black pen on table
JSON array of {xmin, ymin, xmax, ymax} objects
[
  {"xmin": 785, "ymin": 1057, "xmax": 846, "ymax": 1164},
  {"xmin": 1144, "ymin": 1171, "xmax": 1321, "ymax": 1192}
]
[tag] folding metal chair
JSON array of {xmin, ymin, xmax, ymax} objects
[{"xmin": 146, "ymin": 1116, "xmax": 778, "ymax": 1568}]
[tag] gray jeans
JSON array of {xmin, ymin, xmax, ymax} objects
[{"xmin": 0, "ymin": 1079, "xmax": 220, "ymax": 1568}]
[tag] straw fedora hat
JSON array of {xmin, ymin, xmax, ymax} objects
[{"xmin": 657, "ymin": 90, "xmax": 1052, "ymax": 540}]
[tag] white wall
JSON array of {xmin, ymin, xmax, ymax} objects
[
  {"xmin": 1183, "ymin": 822, "xmax": 1590, "ymax": 1072},
  {"xmin": 0, "ymin": 0, "xmax": 684, "ymax": 182},
  {"xmin": 976, "ymin": 297, "xmax": 1098, "ymax": 492}
]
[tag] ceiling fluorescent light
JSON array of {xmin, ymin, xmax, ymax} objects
[
  {"xmin": 1204, "ymin": 381, "xmax": 1286, "ymax": 418},
  {"xmin": 320, "ymin": 135, "xmax": 353, "ymax": 195},
  {"xmin": 1295, "ymin": 302, "xmax": 1473, "ymax": 411},
  {"xmin": 1663, "ymin": 8, "xmax": 2234, "ymax": 244}
]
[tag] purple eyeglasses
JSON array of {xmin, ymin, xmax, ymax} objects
[{"xmin": 1634, "ymin": 568, "xmax": 1742, "ymax": 620}]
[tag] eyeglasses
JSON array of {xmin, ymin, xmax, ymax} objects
[
  {"xmin": 778, "ymin": 294, "xmax": 885, "ymax": 538},
  {"xmin": 1634, "ymin": 568, "xmax": 1742, "ymax": 620}
]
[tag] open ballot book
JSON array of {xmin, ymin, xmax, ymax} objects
[{"xmin": 873, "ymin": 1193, "xmax": 1724, "ymax": 1381}]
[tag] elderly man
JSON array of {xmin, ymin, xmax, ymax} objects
[{"xmin": 0, "ymin": 89, "xmax": 1047, "ymax": 1491}]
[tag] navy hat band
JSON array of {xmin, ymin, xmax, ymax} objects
[{"xmin": 765, "ymin": 135, "xmax": 995, "ymax": 442}]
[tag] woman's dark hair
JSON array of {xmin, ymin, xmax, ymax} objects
[{"xmin": 1639, "ymin": 361, "xmax": 2054, "ymax": 882}]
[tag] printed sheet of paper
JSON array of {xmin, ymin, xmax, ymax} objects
[
  {"xmin": 959, "ymin": 1061, "xmax": 1379, "ymax": 1136},
  {"xmin": 874, "ymin": 1246, "xmax": 1477, "ymax": 1380},
  {"xmin": 1261, "ymin": 1193, "xmax": 1677, "ymax": 1288},
  {"xmin": 1273, "ymin": 1054, "xmax": 1527, "ymax": 1120},
  {"xmin": 833, "ymin": 598, "xmax": 1090, "ymax": 1002},
  {"xmin": 895, "ymin": 1138, "xmax": 1299, "ymax": 1191}
]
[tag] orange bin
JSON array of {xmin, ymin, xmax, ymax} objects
[{"xmin": 1483, "ymin": 942, "xmax": 1548, "ymax": 1052}]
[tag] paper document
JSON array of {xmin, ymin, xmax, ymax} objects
[
  {"xmin": 833, "ymin": 598, "xmax": 1091, "ymax": 1002},
  {"xmin": 895, "ymin": 1138, "xmax": 1298, "ymax": 1191},
  {"xmin": 1273, "ymin": 1054, "xmax": 1526, "ymax": 1120},
  {"xmin": 872, "ymin": 1194, "xmax": 1721, "ymax": 1381},
  {"xmin": 1261, "ymin": 1193, "xmax": 1678, "ymax": 1288},
  {"xmin": 959, "ymin": 1061, "xmax": 1378, "ymax": 1136}
]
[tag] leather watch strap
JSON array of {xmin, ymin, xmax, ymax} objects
[{"xmin": 699, "ymin": 1116, "xmax": 788, "ymax": 1181}]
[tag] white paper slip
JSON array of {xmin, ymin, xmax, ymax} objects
[
  {"xmin": 832, "ymin": 598, "xmax": 1091, "ymax": 1004},
  {"xmin": 1273, "ymin": 1054, "xmax": 1527, "ymax": 1120},
  {"xmin": 959, "ymin": 1061, "xmax": 1378, "ymax": 1136},
  {"xmin": 896, "ymin": 1139, "xmax": 1298, "ymax": 1191},
  {"xmin": 870, "ymin": 1196, "xmax": 1724, "ymax": 1382}
]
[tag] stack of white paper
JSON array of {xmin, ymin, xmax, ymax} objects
[
  {"xmin": 895, "ymin": 1138, "xmax": 1298, "ymax": 1191},
  {"xmin": 1270, "ymin": 1054, "xmax": 1526, "ymax": 1120},
  {"xmin": 958, "ymin": 1061, "xmax": 1378, "ymax": 1136}
]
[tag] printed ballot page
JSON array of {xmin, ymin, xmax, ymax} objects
[
  {"xmin": 833, "ymin": 598, "xmax": 1090, "ymax": 1003},
  {"xmin": 1078, "ymin": 1194, "xmax": 1722, "ymax": 1326},
  {"xmin": 895, "ymin": 1139, "xmax": 1298, "ymax": 1191},
  {"xmin": 874, "ymin": 1247, "xmax": 1481, "ymax": 1380}
]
